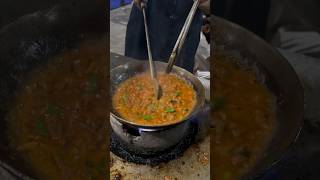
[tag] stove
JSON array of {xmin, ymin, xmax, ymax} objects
[
  {"xmin": 110, "ymin": 122, "xmax": 198, "ymax": 166},
  {"xmin": 109, "ymin": 53, "xmax": 210, "ymax": 180}
]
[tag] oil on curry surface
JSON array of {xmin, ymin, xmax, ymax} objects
[
  {"xmin": 7, "ymin": 39, "xmax": 107, "ymax": 180},
  {"xmin": 212, "ymin": 56, "xmax": 276, "ymax": 179}
]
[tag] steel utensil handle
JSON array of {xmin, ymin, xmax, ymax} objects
[
  {"xmin": 177, "ymin": 0, "xmax": 200, "ymax": 55},
  {"xmin": 141, "ymin": 2, "xmax": 155, "ymax": 80},
  {"xmin": 141, "ymin": 1, "xmax": 161, "ymax": 99},
  {"xmin": 166, "ymin": 0, "xmax": 200, "ymax": 73},
  {"xmin": 166, "ymin": 18, "xmax": 189, "ymax": 74}
]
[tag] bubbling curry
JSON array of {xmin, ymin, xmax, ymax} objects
[
  {"xmin": 212, "ymin": 56, "xmax": 276, "ymax": 180},
  {"xmin": 7, "ymin": 39, "xmax": 107, "ymax": 180},
  {"xmin": 112, "ymin": 73, "xmax": 197, "ymax": 126}
]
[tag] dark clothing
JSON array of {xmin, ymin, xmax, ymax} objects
[{"xmin": 125, "ymin": 0, "xmax": 203, "ymax": 72}]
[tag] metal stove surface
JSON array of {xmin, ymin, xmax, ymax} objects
[
  {"xmin": 110, "ymin": 137, "xmax": 209, "ymax": 180},
  {"xmin": 110, "ymin": 122, "xmax": 198, "ymax": 166},
  {"xmin": 109, "ymin": 53, "xmax": 210, "ymax": 180}
]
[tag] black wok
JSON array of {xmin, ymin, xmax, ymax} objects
[
  {"xmin": 210, "ymin": 16, "xmax": 304, "ymax": 179},
  {"xmin": 0, "ymin": 0, "xmax": 107, "ymax": 179}
]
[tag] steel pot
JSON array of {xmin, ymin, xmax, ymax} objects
[{"xmin": 110, "ymin": 61, "xmax": 205, "ymax": 155}]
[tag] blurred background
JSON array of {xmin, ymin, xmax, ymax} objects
[{"xmin": 110, "ymin": 0, "xmax": 132, "ymax": 10}]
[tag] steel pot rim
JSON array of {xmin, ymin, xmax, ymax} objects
[{"xmin": 110, "ymin": 61, "xmax": 206, "ymax": 129}]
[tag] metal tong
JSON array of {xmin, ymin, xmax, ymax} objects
[
  {"xmin": 141, "ymin": 0, "xmax": 161, "ymax": 99},
  {"xmin": 165, "ymin": 0, "xmax": 200, "ymax": 73}
]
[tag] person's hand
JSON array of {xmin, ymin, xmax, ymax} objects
[
  {"xmin": 134, "ymin": 0, "xmax": 145, "ymax": 9},
  {"xmin": 197, "ymin": 0, "xmax": 210, "ymax": 15},
  {"xmin": 199, "ymin": 0, "xmax": 208, "ymax": 4},
  {"xmin": 134, "ymin": 0, "xmax": 141, "ymax": 8},
  {"xmin": 194, "ymin": 0, "xmax": 208, "ymax": 4}
]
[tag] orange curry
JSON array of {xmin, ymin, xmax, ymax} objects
[
  {"xmin": 212, "ymin": 56, "xmax": 276, "ymax": 180},
  {"xmin": 112, "ymin": 73, "xmax": 197, "ymax": 126},
  {"xmin": 7, "ymin": 39, "xmax": 107, "ymax": 180}
]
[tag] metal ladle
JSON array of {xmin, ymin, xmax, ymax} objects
[
  {"xmin": 141, "ymin": 0, "xmax": 162, "ymax": 99},
  {"xmin": 166, "ymin": 0, "xmax": 200, "ymax": 73}
]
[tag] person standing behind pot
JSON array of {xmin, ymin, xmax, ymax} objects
[{"xmin": 125, "ymin": 0, "xmax": 210, "ymax": 73}]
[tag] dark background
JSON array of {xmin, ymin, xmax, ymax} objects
[{"xmin": 0, "ymin": 0, "xmax": 65, "ymax": 29}]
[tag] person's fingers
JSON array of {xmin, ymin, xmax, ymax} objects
[
  {"xmin": 134, "ymin": 0, "xmax": 142, "ymax": 9},
  {"xmin": 194, "ymin": 0, "xmax": 208, "ymax": 4},
  {"xmin": 198, "ymin": 0, "xmax": 210, "ymax": 15}
]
